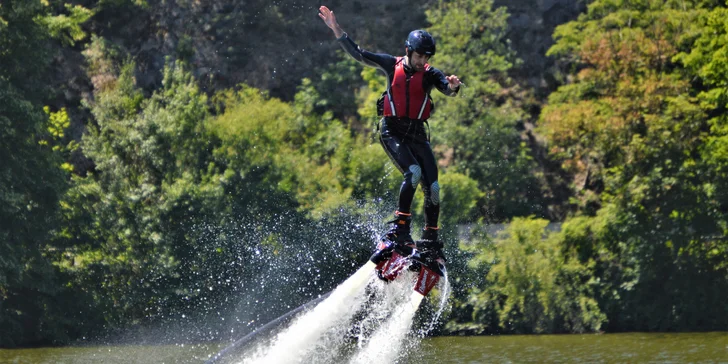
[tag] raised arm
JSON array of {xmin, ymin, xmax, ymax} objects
[
  {"xmin": 318, "ymin": 6, "xmax": 344, "ymax": 38},
  {"xmin": 319, "ymin": 6, "xmax": 397, "ymax": 71}
]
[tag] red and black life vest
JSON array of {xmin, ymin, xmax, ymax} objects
[{"xmin": 383, "ymin": 57, "xmax": 433, "ymax": 120}]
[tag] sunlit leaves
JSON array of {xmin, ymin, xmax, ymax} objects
[
  {"xmin": 0, "ymin": 1, "xmax": 77, "ymax": 346},
  {"xmin": 36, "ymin": 3, "xmax": 94, "ymax": 47},
  {"xmin": 427, "ymin": 0, "xmax": 514, "ymax": 81},
  {"xmin": 540, "ymin": 0, "xmax": 728, "ymax": 331},
  {"xmin": 467, "ymin": 217, "xmax": 606, "ymax": 334},
  {"xmin": 542, "ymin": 1, "xmax": 709, "ymax": 200},
  {"xmin": 56, "ymin": 60, "xmax": 230, "ymax": 328},
  {"xmin": 427, "ymin": 0, "xmax": 542, "ymax": 221}
]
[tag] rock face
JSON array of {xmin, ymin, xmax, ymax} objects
[
  {"xmin": 495, "ymin": 0, "xmax": 586, "ymax": 97},
  {"xmin": 79, "ymin": 0, "xmax": 430, "ymax": 100},
  {"xmin": 51, "ymin": 0, "xmax": 585, "ymax": 108},
  {"xmin": 62, "ymin": 0, "xmax": 584, "ymax": 103}
]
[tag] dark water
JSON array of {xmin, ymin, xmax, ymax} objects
[
  {"xmin": 1, "ymin": 332, "xmax": 726, "ymax": 363},
  {"xmin": 418, "ymin": 332, "xmax": 728, "ymax": 363}
]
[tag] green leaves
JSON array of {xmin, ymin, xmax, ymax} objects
[
  {"xmin": 427, "ymin": 0, "xmax": 514, "ymax": 79},
  {"xmin": 541, "ymin": 0, "xmax": 728, "ymax": 331},
  {"xmin": 4, "ymin": 0, "xmax": 728, "ymax": 343},
  {"xmin": 55, "ymin": 60, "xmax": 227, "ymax": 327},
  {"xmin": 0, "ymin": 1, "xmax": 78, "ymax": 346},
  {"xmin": 427, "ymin": 0, "xmax": 543, "ymax": 221},
  {"xmin": 458, "ymin": 217, "xmax": 606, "ymax": 334},
  {"xmin": 36, "ymin": 3, "xmax": 94, "ymax": 47}
]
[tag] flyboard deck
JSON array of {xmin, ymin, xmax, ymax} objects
[{"xmin": 370, "ymin": 238, "xmax": 446, "ymax": 296}]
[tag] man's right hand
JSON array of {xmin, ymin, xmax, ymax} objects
[{"xmin": 319, "ymin": 6, "xmax": 344, "ymax": 38}]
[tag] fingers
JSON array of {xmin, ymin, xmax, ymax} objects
[
  {"xmin": 447, "ymin": 75, "xmax": 461, "ymax": 85},
  {"xmin": 318, "ymin": 6, "xmax": 335, "ymax": 24},
  {"xmin": 319, "ymin": 6, "xmax": 332, "ymax": 18},
  {"xmin": 447, "ymin": 75, "xmax": 463, "ymax": 89}
]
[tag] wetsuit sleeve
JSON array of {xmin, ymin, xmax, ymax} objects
[
  {"xmin": 337, "ymin": 33, "xmax": 397, "ymax": 71},
  {"xmin": 427, "ymin": 67, "xmax": 460, "ymax": 96}
]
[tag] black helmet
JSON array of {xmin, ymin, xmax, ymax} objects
[{"xmin": 405, "ymin": 30, "xmax": 436, "ymax": 56}]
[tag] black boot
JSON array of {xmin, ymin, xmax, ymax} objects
[
  {"xmin": 383, "ymin": 211, "xmax": 413, "ymax": 244},
  {"xmin": 421, "ymin": 226, "xmax": 439, "ymax": 242},
  {"xmin": 419, "ymin": 226, "xmax": 446, "ymax": 262}
]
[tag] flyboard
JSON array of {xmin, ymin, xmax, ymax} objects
[
  {"xmin": 370, "ymin": 238, "xmax": 446, "ymax": 296},
  {"xmin": 206, "ymin": 237, "xmax": 446, "ymax": 364}
]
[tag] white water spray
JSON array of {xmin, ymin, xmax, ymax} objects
[
  {"xmin": 242, "ymin": 261, "xmax": 377, "ymax": 364},
  {"xmin": 349, "ymin": 276, "xmax": 425, "ymax": 364},
  {"xmin": 233, "ymin": 260, "xmax": 450, "ymax": 364},
  {"xmin": 421, "ymin": 268, "xmax": 450, "ymax": 336}
]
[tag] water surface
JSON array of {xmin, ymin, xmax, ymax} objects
[
  {"xmin": 2, "ymin": 332, "xmax": 726, "ymax": 363},
  {"xmin": 419, "ymin": 332, "xmax": 728, "ymax": 363}
]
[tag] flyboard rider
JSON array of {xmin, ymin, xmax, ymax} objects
[{"xmin": 319, "ymin": 6, "xmax": 462, "ymax": 261}]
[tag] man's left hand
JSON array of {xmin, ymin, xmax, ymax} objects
[{"xmin": 447, "ymin": 75, "xmax": 462, "ymax": 90}]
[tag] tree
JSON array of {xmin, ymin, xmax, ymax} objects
[
  {"xmin": 450, "ymin": 217, "xmax": 605, "ymax": 334},
  {"xmin": 55, "ymin": 60, "xmax": 231, "ymax": 327},
  {"xmin": 542, "ymin": 0, "xmax": 728, "ymax": 331},
  {"xmin": 426, "ymin": 0, "xmax": 545, "ymax": 222},
  {"xmin": 0, "ymin": 0, "xmax": 92, "ymax": 346}
]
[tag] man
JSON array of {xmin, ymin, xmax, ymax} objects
[{"xmin": 319, "ymin": 6, "xmax": 462, "ymax": 252}]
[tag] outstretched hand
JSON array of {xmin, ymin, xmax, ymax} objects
[
  {"xmin": 319, "ymin": 6, "xmax": 343, "ymax": 38},
  {"xmin": 446, "ymin": 75, "xmax": 463, "ymax": 90}
]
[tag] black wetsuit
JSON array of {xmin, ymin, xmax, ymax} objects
[{"xmin": 337, "ymin": 33, "xmax": 459, "ymax": 228}]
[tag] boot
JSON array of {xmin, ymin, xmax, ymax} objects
[
  {"xmin": 419, "ymin": 226, "xmax": 446, "ymax": 262},
  {"xmin": 421, "ymin": 226, "xmax": 439, "ymax": 242},
  {"xmin": 383, "ymin": 211, "xmax": 413, "ymax": 244}
]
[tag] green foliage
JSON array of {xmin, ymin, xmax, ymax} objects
[
  {"xmin": 543, "ymin": 2, "xmax": 709, "ymax": 200},
  {"xmin": 355, "ymin": 66, "xmax": 389, "ymax": 128},
  {"xmin": 0, "ymin": 78, "xmax": 69, "ymax": 347},
  {"xmin": 0, "ymin": 0, "xmax": 91, "ymax": 347},
  {"xmin": 426, "ymin": 0, "xmax": 545, "ymax": 221},
  {"xmin": 542, "ymin": 0, "xmax": 728, "ymax": 331},
  {"xmin": 52, "ymin": 59, "xmax": 386, "ymax": 335},
  {"xmin": 6, "ymin": 0, "xmax": 728, "ymax": 345},
  {"xmin": 83, "ymin": 35, "xmax": 132, "ymax": 92},
  {"xmin": 427, "ymin": 0, "xmax": 515, "ymax": 86},
  {"xmin": 96, "ymin": 0, "xmax": 149, "ymax": 9},
  {"xmin": 210, "ymin": 74, "xmax": 414, "ymax": 219},
  {"xmin": 679, "ymin": 8, "xmax": 728, "ymax": 236},
  {"xmin": 411, "ymin": 171, "xmax": 485, "ymax": 230},
  {"xmin": 211, "ymin": 80, "xmax": 347, "ymax": 217},
  {"xmin": 340, "ymin": 140, "xmax": 401, "ymax": 202},
  {"xmin": 0, "ymin": 1, "xmax": 53, "ymax": 99},
  {"xmin": 457, "ymin": 218, "xmax": 605, "ymax": 334},
  {"xmin": 36, "ymin": 2, "xmax": 94, "ymax": 47},
  {"xmin": 43, "ymin": 107, "xmax": 78, "ymax": 172},
  {"xmin": 312, "ymin": 53, "xmax": 365, "ymax": 123},
  {"xmin": 56, "ymin": 59, "xmax": 227, "ymax": 326}
]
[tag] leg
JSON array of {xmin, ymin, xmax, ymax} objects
[
  {"xmin": 379, "ymin": 126, "xmax": 421, "ymax": 214},
  {"xmin": 412, "ymin": 142, "xmax": 440, "ymax": 238},
  {"xmin": 378, "ymin": 120, "xmax": 423, "ymax": 243}
]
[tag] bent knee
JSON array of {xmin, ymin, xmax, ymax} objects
[
  {"xmin": 408, "ymin": 165, "xmax": 422, "ymax": 185},
  {"xmin": 430, "ymin": 181, "xmax": 440, "ymax": 205}
]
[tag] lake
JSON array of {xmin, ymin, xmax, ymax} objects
[{"xmin": 2, "ymin": 332, "xmax": 726, "ymax": 363}]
